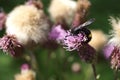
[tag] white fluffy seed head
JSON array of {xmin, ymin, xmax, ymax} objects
[
  {"xmin": 48, "ymin": 0, "xmax": 77, "ymax": 24},
  {"xmin": 108, "ymin": 16, "xmax": 120, "ymax": 46},
  {"xmin": 6, "ymin": 5, "xmax": 50, "ymax": 48}
]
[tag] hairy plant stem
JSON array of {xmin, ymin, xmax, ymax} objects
[
  {"xmin": 114, "ymin": 69, "xmax": 119, "ymax": 80},
  {"xmin": 91, "ymin": 64, "xmax": 97, "ymax": 80},
  {"xmin": 28, "ymin": 50, "xmax": 43, "ymax": 80},
  {"xmin": 29, "ymin": 51, "xmax": 38, "ymax": 70}
]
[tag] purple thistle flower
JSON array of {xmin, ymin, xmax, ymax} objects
[
  {"xmin": 62, "ymin": 31, "xmax": 87, "ymax": 51},
  {"xmin": 103, "ymin": 17, "xmax": 120, "ymax": 70},
  {"xmin": 78, "ymin": 44, "xmax": 96, "ymax": 63},
  {"xmin": 60, "ymin": 19, "xmax": 96, "ymax": 63},
  {"xmin": 49, "ymin": 19, "xmax": 96, "ymax": 63},
  {"xmin": 103, "ymin": 44, "xmax": 114, "ymax": 59},
  {"xmin": 61, "ymin": 30, "xmax": 96, "ymax": 63},
  {"xmin": 49, "ymin": 25, "xmax": 67, "ymax": 43},
  {"xmin": 21, "ymin": 63, "xmax": 30, "ymax": 71},
  {"xmin": 0, "ymin": 35, "xmax": 24, "ymax": 57},
  {"xmin": 110, "ymin": 46, "xmax": 120, "ymax": 70},
  {"xmin": 103, "ymin": 40, "xmax": 120, "ymax": 70}
]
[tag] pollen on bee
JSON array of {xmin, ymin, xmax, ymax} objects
[{"xmin": 88, "ymin": 34, "xmax": 92, "ymax": 38}]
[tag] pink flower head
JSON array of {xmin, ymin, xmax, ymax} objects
[
  {"xmin": 0, "ymin": 35, "xmax": 24, "ymax": 57},
  {"xmin": 62, "ymin": 31, "xmax": 87, "ymax": 51},
  {"xmin": 62, "ymin": 30, "xmax": 96, "ymax": 63},
  {"xmin": 103, "ymin": 43, "xmax": 120, "ymax": 70},
  {"xmin": 50, "ymin": 19, "xmax": 96, "ymax": 63},
  {"xmin": 62, "ymin": 19, "xmax": 95, "ymax": 51},
  {"xmin": 110, "ymin": 46, "xmax": 120, "ymax": 70},
  {"xmin": 103, "ymin": 44, "xmax": 114, "ymax": 59},
  {"xmin": 21, "ymin": 63, "xmax": 30, "ymax": 72},
  {"xmin": 49, "ymin": 25, "xmax": 67, "ymax": 43},
  {"xmin": 78, "ymin": 44, "xmax": 96, "ymax": 63}
]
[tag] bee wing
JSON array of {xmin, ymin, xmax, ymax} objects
[
  {"xmin": 71, "ymin": 18, "xmax": 95, "ymax": 33},
  {"xmin": 81, "ymin": 18, "xmax": 95, "ymax": 28}
]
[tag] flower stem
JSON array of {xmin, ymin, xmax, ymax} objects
[
  {"xmin": 114, "ymin": 69, "xmax": 119, "ymax": 80},
  {"xmin": 29, "ymin": 51, "xmax": 38, "ymax": 70},
  {"xmin": 91, "ymin": 64, "xmax": 97, "ymax": 80},
  {"xmin": 28, "ymin": 51, "xmax": 44, "ymax": 80}
]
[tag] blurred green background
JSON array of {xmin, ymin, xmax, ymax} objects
[{"xmin": 0, "ymin": 0, "xmax": 120, "ymax": 80}]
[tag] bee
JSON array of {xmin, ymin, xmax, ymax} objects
[{"xmin": 71, "ymin": 18, "xmax": 95, "ymax": 43}]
